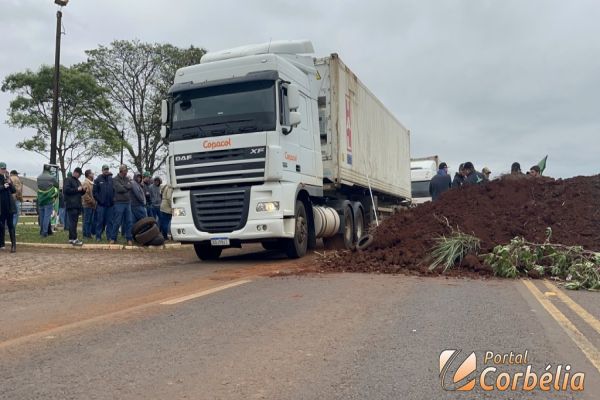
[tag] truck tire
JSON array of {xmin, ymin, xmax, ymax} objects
[
  {"xmin": 132, "ymin": 217, "xmax": 157, "ymax": 236},
  {"xmin": 147, "ymin": 235, "xmax": 165, "ymax": 247},
  {"xmin": 134, "ymin": 224, "xmax": 160, "ymax": 246},
  {"xmin": 284, "ymin": 200, "xmax": 308, "ymax": 259},
  {"xmin": 353, "ymin": 206, "xmax": 366, "ymax": 244},
  {"xmin": 342, "ymin": 205, "xmax": 355, "ymax": 250},
  {"xmin": 356, "ymin": 234, "xmax": 374, "ymax": 251},
  {"xmin": 194, "ymin": 242, "xmax": 223, "ymax": 261}
]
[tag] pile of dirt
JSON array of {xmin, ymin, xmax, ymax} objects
[{"xmin": 320, "ymin": 175, "xmax": 600, "ymax": 275}]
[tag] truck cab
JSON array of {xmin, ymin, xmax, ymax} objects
[
  {"xmin": 161, "ymin": 40, "xmax": 323, "ymax": 260},
  {"xmin": 410, "ymin": 158, "xmax": 438, "ymax": 204}
]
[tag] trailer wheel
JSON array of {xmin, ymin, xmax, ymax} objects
[
  {"xmin": 353, "ymin": 206, "xmax": 365, "ymax": 244},
  {"xmin": 194, "ymin": 242, "xmax": 223, "ymax": 261},
  {"xmin": 284, "ymin": 200, "xmax": 308, "ymax": 259},
  {"xmin": 343, "ymin": 205, "xmax": 355, "ymax": 250}
]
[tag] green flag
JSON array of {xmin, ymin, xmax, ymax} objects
[{"xmin": 537, "ymin": 155, "xmax": 548, "ymax": 175}]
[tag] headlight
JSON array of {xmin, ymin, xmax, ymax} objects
[
  {"xmin": 256, "ymin": 201, "xmax": 280, "ymax": 212},
  {"xmin": 172, "ymin": 207, "xmax": 186, "ymax": 217}
]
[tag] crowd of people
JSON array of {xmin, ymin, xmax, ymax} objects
[
  {"xmin": 429, "ymin": 161, "xmax": 543, "ymax": 202},
  {"xmin": 0, "ymin": 161, "xmax": 175, "ymax": 253}
]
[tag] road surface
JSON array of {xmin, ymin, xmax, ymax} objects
[{"xmin": 0, "ymin": 245, "xmax": 598, "ymax": 399}]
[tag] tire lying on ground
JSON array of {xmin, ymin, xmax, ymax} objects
[
  {"xmin": 132, "ymin": 217, "xmax": 157, "ymax": 236},
  {"xmin": 356, "ymin": 234, "xmax": 374, "ymax": 251},
  {"xmin": 147, "ymin": 234, "xmax": 165, "ymax": 247},
  {"xmin": 134, "ymin": 224, "xmax": 161, "ymax": 246}
]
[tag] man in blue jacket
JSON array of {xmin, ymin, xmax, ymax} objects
[
  {"xmin": 93, "ymin": 165, "xmax": 114, "ymax": 242},
  {"xmin": 429, "ymin": 162, "xmax": 452, "ymax": 201}
]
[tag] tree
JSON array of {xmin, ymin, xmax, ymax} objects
[
  {"xmin": 2, "ymin": 65, "xmax": 117, "ymax": 181},
  {"xmin": 85, "ymin": 40, "xmax": 206, "ymax": 174}
]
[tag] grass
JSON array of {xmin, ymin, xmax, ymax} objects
[
  {"xmin": 15, "ymin": 223, "xmax": 130, "ymax": 245},
  {"xmin": 428, "ymin": 232, "xmax": 481, "ymax": 273}
]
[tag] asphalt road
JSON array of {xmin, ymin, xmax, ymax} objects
[{"xmin": 0, "ymin": 247, "xmax": 599, "ymax": 399}]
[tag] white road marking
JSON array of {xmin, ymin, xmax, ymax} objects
[{"xmin": 160, "ymin": 280, "xmax": 252, "ymax": 305}]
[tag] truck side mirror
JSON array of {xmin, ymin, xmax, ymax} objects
[
  {"xmin": 289, "ymin": 111, "xmax": 301, "ymax": 127},
  {"xmin": 160, "ymin": 125, "xmax": 169, "ymax": 139},
  {"xmin": 287, "ymin": 84, "xmax": 300, "ymax": 111},
  {"xmin": 161, "ymin": 100, "xmax": 168, "ymax": 124}
]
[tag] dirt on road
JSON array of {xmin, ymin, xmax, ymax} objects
[{"xmin": 320, "ymin": 174, "xmax": 600, "ymax": 275}]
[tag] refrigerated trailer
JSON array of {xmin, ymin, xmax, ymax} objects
[{"xmin": 160, "ymin": 40, "xmax": 411, "ymax": 260}]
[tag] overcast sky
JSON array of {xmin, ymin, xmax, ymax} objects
[{"xmin": 1, "ymin": 0, "xmax": 599, "ymax": 179}]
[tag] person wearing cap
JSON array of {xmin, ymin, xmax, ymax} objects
[
  {"xmin": 452, "ymin": 163, "xmax": 466, "ymax": 188},
  {"xmin": 110, "ymin": 165, "xmax": 134, "ymax": 246},
  {"xmin": 9, "ymin": 170, "xmax": 23, "ymax": 227},
  {"xmin": 37, "ymin": 164, "xmax": 59, "ymax": 238},
  {"xmin": 63, "ymin": 167, "xmax": 86, "ymax": 246},
  {"xmin": 481, "ymin": 167, "xmax": 492, "ymax": 182},
  {"xmin": 131, "ymin": 173, "xmax": 148, "ymax": 224},
  {"xmin": 511, "ymin": 162, "xmax": 523, "ymax": 175},
  {"xmin": 429, "ymin": 162, "xmax": 452, "ymax": 202},
  {"xmin": 0, "ymin": 162, "xmax": 17, "ymax": 252},
  {"xmin": 463, "ymin": 162, "xmax": 485, "ymax": 185},
  {"xmin": 93, "ymin": 164, "xmax": 115, "ymax": 241},
  {"xmin": 82, "ymin": 169, "xmax": 96, "ymax": 239}
]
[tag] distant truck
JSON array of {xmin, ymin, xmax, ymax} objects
[
  {"xmin": 410, "ymin": 156, "xmax": 439, "ymax": 204},
  {"xmin": 160, "ymin": 40, "xmax": 411, "ymax": 260}
]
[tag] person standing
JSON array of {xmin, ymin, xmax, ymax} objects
[
  {"xmin": 82, "ymin": 169, "xmax": 96, "ymax": 239},
  {"xmin": 529, "ymin": 165, "xmax": 541, "ymax": 177},
  {"xmin": 36, "ymin": 164, "xmax": 59, "ymax": 238},
  {"xmin": 142, "ymin": 172, "xmax": 153, "ymax": 218},
  {"xmin": 93, "ymin": 165, "xmax": 115, "ymax": 242},
  {"xmin": 110, "ymin": 165, "xmax": 134, "ymax": 246},
  {"xmin": 511, "ymin": 162, "xmax": 523, "ymax": 175},
  {"xmin": 150, "ymin": 177, "xmax": 162, "ymax": 221},
  {"xmin": 63, "ymin": 167, "xmax": 86, "ymax": 246},
  {"xmin": 463, "ymin": 162, "xmax": 485, "ymax": 185},
  {"xmin": 429, "ymin": 162, "xmax": 452, "ymax": 201},
  {"xmin": 9, "ymin": 170, "xmax": 23, "ymax": 227},
  {"xmin": 0, "ymin": 162, "xmax": 17, "ymax": 253},
  {"xmin": 159, "ymin": 182, "xmax": 173, "ymax": 240},
  {"xmin": 481, "ymin": 167, "xmax": 492, "ymax": 182},
  {"xmin": 452, "ymin": 163, "xmax": 466, "ymax": 188},
  {"xmin": 131, "ymin": 173, "xmax": 148, "ymax": 224}
]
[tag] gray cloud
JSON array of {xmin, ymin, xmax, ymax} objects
[{"xmin": 1, "ymin": 0, "xmax": 599, "ymax": 179}]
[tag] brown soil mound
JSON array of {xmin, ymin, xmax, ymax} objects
[{"xmin": 320, "ymin": 175, "xmax": 600, "ymax": 274}]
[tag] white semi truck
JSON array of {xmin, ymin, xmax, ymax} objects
[{"xmin": 160, "ymin": 40, "xmax": 411, "ymax": 260}]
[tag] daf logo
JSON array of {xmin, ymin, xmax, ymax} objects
[
  {"xmin": 175, "ymin": 154, "xmax": 192, "ymax": 162},
  {"xmin": 250, "ymin": 147, "xmax": 265, "ymax": 155}
]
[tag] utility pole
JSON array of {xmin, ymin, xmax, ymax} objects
[{"xmin": 49, "ymin": 9, "xmax": 62, "ymax": 165}]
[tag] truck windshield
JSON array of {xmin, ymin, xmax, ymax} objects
[
  {"xmin": 411, "ymin": 180, "xmax": 430, "ymax": 198},
  {"xmin": 170, "ymin": 80, "xmax": 276, "ymax": 141}
]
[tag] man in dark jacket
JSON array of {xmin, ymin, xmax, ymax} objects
[
  {"xmin": 452, "ymin": 163, "xmax": 466, "ymax": 188},
  {"xmin": 110, "ymin": 165, "xmax": 133, "ymax": 245},
  {"xmin": 429, "ymin": 162, "xmax": 452, "ymax": 201},
  {"xmin": 463, "ymin": 162, "xmax": 485, "ymax": 185},
  {"xmin": 131, "ymin": 173, "xmax": 148, "ymax": 224},
  {"xmin": 93, "ymin": 165, "xmax": 114, "ymax": 242},
  {"xmin": 0, "ymin": 162, "xmax": 17, "ymax": 253},
  {"xmin": 63, "ymin": 167, "xmax": 86, "ymax": 246}
]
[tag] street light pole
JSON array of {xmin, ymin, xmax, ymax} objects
[{"xmin": 49, "ymin": 9, "xmax": 62, "ymax": 165}]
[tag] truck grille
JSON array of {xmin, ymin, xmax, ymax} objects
[
  {"xmin": 190, "ymin": 187, "xmax": 250, "ymax": 233},
  {"xmin": 174, "ymin": 147, "xmax": 266, "ymax": 188}
]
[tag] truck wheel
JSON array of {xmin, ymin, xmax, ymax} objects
[
  {"xmin": 343, "ymin": 205, "xmax": 355, "ymax": 250},
  {"xmin": 134, "ymin": 224, "xmax": 160, "ymax": 246},
  {"xmin": 132, "ymin": 217, "xmax": 156, "ymax": 236},
  {"xmin": 284, "ymin": 200, "xmax": 308, "ymax": 259},
  {"xmin": 353, "ymin": 207, "xmax": 365, "ymax": 243},
  {"xmin": 194, "ymin": 242, "xmax": 223, "ymax": 261}
]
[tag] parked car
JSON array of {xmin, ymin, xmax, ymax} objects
[{"xmin": 21, "ymin": 201, "xmax": 37, "ymax": 215}]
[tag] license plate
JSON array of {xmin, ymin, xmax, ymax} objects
[{"xmin": 211, "ymin": 238, "xmax": 230, "ymax": 246}]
